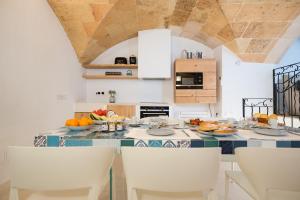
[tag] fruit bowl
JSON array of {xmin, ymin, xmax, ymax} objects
[{"xmin": 67, "ymin": 126, "xmax": 91, "ymax": 131}]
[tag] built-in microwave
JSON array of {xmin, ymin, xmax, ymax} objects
[{"xmin": 176, "ymin": 72, "xmax": 203, "ymax": 89}]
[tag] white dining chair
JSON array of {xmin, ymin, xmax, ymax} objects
[
  {"xmin": 122, "ymin": 147, "xmax": 221, "ymax": 200},
  {"xmin": 225, "ymin": 147, "xmax": 300, "ymax": 200},
  {"xmin": 8, "ymin": 146, "xmax": 115, "ymax": 200}
]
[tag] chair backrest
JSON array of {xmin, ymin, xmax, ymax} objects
[
  {"xmin": 8, "ymin": 146, "xmax": 114, "ymax": 191},
  {"xmin": 236, "ymin": 147, "xmax": 300, "ymax": 200},
  {"xmin": 122, "ymin": 147, "xmax": 221, "ymax": 192}
]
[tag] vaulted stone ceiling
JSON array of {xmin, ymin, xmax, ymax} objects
[{"xmin": 48, "ymin": 0, "xmax": 300, "ymax": 64}]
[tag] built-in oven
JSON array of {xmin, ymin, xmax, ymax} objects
[
  {"xmin": 139, "ymin": 106, "xmax": 169, "ymax": 119},
  {"xmin": 176, "ymin": 72, "xmax": 203, "ymax": 89}
]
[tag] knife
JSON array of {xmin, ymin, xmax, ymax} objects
[{"xmin": 182, "ymin": 129, "xmax": 190, "ymax": 137}]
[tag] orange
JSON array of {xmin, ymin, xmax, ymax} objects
[
  {"xmin": 65, "ymin": 119, "xmax": 72, "ymax": 126},
  {"xmin": 80, "ymin": 117, "xmax": 93, "ymax": 125},
  {"xmin": 69, "ymin": 119, "xmax": 79, "ymax": 126},
  {"xmin": 79, "ymin": 119, "xmax": 89, "ymax": 126}
]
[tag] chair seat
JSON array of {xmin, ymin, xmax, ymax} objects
[
  {"xmin": 226, "ymin": 171, "xmax": 259, "ymax": 200},
  {"xmin": 18, "ymin": 189, "xmax": 91, "ymax": 200}
]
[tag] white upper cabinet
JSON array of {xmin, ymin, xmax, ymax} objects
[{"xmin": 138, "ymin": 29, "xmax": 171, "ymax": 79}]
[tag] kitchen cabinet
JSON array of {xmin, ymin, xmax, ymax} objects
[
  {"xmin": 174, "ymin": 59, "xmax": 217, "ymax": 104},
  {"xmin": 138, "ymin": 29, "xmax": 171, "ymax": 79},
  {"xmin": 107, "ymin": 104, "xmax": 136, "ymax": 118},
  {"xmin": 75, "ymin": 104, "xmax": 136, "ymax": 118}
]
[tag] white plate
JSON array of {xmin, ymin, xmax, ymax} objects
[
  {"xmin": 211, "ymin": 132, "xmax": 237, "ymax": 137},
  {"xmin": 67, "ymin": 126, "xmax": 90, "ymax": 131},
  {"xmin": 196, "ymin": 130, "xmax": 237, "ymax": 137},
  {"xmin": 147, "ymin": 128, "xmax": 174, "ymax": 136},
  {"xmin": 253, "ymin": 128, "xmax": 288, "ymax": 136},
  {"xmin": 173, "ymin": 125, "xmax": 188, "ymax": 129},
  {"xmin": 128, "ymin": 123, "xmax": 143, "ymax": 127}
]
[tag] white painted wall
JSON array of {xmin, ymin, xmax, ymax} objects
[
  {"xmin": 213, "ymin": 46, "xmax": 223, "ymax": 117},
  {"xmin": 220, "ymin": 47, "xmax": 275, "ymax": 119},
  {"xmin": 87, "ymin": 36, "xmax": 214, "ymax": 104},
  {"xmin": 0, "ymin": 0, "xmax": 85, "ymax": 183}
]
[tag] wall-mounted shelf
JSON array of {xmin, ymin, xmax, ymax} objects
[
  {"xmin": 82, "ymin": 64, "xmax": 138, "ymax": 69},
  {"xmin": 82, "ymin": 74, "xmax": 138, "ymax": 80}
]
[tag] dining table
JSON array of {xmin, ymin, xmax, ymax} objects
[
  {"xmin": 34, "ymin": 123, "xmax": 300, "ymax": 200},
  {"xmin": 34, "ymin": 124, "xmax": 300, "ymax": 152}
]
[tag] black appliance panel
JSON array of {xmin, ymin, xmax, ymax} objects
[
  {"xmin": 176, "ymin": 72, "xmax": 203, "ymax": 89},
  {"xmin": 140, "ymin": 106, "xmax": 170, "ymax": 119}
]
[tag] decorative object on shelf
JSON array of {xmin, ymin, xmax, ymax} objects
[
  {"xmin": 181, "ymin": 50, "xmax": 203, "ymax": 59},
  {"xmin": 105, "ymin": 72, "xmax": 122, "ymax": 76},
  {"xmin": 195, "ymin": 51, "xmax": 202, "ymax": 59},
  {"xmin": 129, "ymin": 55, "xmax": 137, "ymax": 64},
  {"xmin": 109, "ymin": 90, "xmax": 116, "ymax": 103},
  {"xmin": 126, "ymin": 70, "xmax": 133, "ymax": 76},
  {"xmin": 182, "ymin": 49, "xmax": 193, "ymax": 59},
  {"xmin": 114, "ymin": 57, "xmax": 127, "ymax": 64}
]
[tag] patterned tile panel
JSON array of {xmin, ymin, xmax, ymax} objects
[
  {"xmin": 135, "ymin": 140, "xmax": 148, "ymax": 147},
  {"xmin": 276, "ymin": 141, "xmax": 291, "ymax": 148},
  {"xmin": 162, "ymin": 140, "xmax": 177, "ymax": 148},
  {"xmin": 34, "ymin": 136, "xmax": 300, "ymax": 155},
  {"xmin": 291, "ymin": 141, "xmax": 300, "ymax": 148},
  {"xmin": 34, "ymin": 136, "xmax": 47, "ymax": 147},
  {"xmin": 47, "ymin": 135, "xmax": 60, "ymax": 147},
  {"xmin": 176, "ymin": 140, "xmax": 191, "ymax": 148},
  {"xmin": 247, "ymin": 139, "xmax": 262, "ymax": 147},
  {"xmin": 65, "ymin": 139, "xmax": 92, "ymax": 147},
  {"xmin": 148, "ymin": 140, "xmax": 162, "ymax": 147},
  {"xmin": 121, "ymin": 139, "xmax": 134, "ymax": 147},
  {"xmin": 219, "ymin": 141, "xmax": 234, "ymax": 154},
  {"xmin": 191, "ymin": 139, "xmax": 204, "ymax": 148}
]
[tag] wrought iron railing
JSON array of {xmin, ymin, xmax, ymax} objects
[
  {"xmin": 242, "ymin": 98, "xmax": 273, "ymax": 118},
  {"xmin": 273, "ymin": 62, "xmax": 300, "ymax": 121}
]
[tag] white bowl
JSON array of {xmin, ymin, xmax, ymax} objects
[{"xmin": 67, "ymin": 126, "xmax": 90, "ymax": 131}]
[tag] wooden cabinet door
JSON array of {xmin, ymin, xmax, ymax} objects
[
  {"xmin": 175, "ymin": 96, "xmax": 196, "ymax": 103},
  {"xmin": 175, "ymin": 90, "xmax": 196, "ymax": 103},
  {"xmin": 203, "ymin": 72, "xmax": 217, "ymax": 89},
  {"xmin": 176, "ymin": 59, "xmax": 216, "ymax": 72},
  {"xmin": 196, "ymin": 97, "xmax": 217, "ymax": 104},
  {"xmin": 107, "ymin": 104, "xmax": 136, "ymax": 118},
  {"xmin": 175, "ymin": 89, "xmax": 195, "ymax": 97},
  {"xmin": 195, "ymin": 89, "xmax": 216, "ymax": 97}
]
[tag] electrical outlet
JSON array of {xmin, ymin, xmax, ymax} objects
[{"xmin": 96, "ymin": 91, "xmax": 105, "ymax": 95}]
